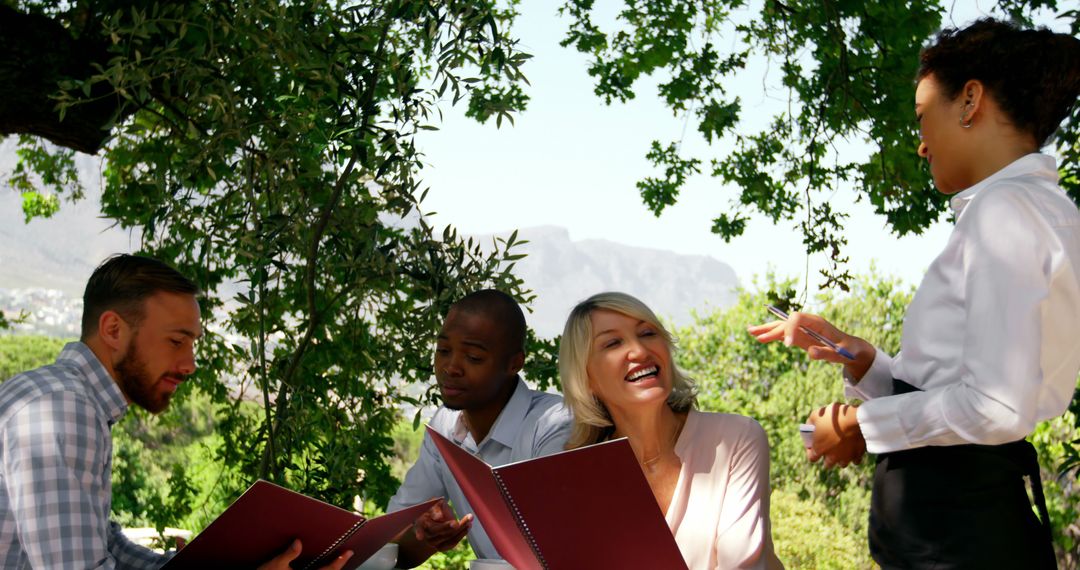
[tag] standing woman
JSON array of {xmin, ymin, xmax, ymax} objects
[
  {"xmin": 561, "ymin": 292, "xmax": 783, "ymax": 569},
  {"xmin": 749, "ymin": 19, "xmax": 1080, "ymax": 569}
]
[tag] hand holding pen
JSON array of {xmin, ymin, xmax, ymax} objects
[
  {"xmin": 764, "ymin": 305, "xmax": 855, "ymax": 359},
  {"xmin": 746, "ymin": 305, "xmax": 873, "ymax": 373}
]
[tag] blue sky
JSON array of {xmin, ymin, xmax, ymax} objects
[{"xmin": 416, "ymin": 0, "xmax": 1068, "ymax": 298}]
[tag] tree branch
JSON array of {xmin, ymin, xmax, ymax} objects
[
  {"xmin": 0, "ymin": 4, "xmax": 132, "ymax": 153},
  {"xmin": 258, "ymin": 12, "xmax": 393, "ymax": 480}
]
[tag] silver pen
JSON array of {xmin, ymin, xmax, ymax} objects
[{"xmin": 766, "ymin": 305, "xmax": 856, "ymax": 360}]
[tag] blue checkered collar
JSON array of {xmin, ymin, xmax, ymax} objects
[{"xmin": 56, "ymin": 342, "xmax": 129, "ymax": 426}]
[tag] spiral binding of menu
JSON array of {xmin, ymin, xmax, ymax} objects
[
  {"xmin": 303, "ymin": 519, "xmax": 366, "ymax": 570},
  {"xmin": 491, "ymin": 470, "xmax": 550, "ymax": 570}
]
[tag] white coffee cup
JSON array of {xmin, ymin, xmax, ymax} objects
[
  {"xmin": 469, "ymin": 559, "xmax": 515, "ymax": 570},
  {"xmin": 356, "ymin": 543, "xmax": 398, "ymax": 570}
]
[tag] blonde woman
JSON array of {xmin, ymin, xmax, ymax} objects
[{"xmin": 560, "ymin": 292, "xmax": 782, "ymax": 570}]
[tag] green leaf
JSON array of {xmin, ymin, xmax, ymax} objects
[{"xmin": 21, "ymin": 191, "xmax": 61, "ymax": 222}]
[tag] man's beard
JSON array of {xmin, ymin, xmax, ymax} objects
[{"xmin": 114, "ymin": 341, "xmax": 174, "ymax": 414}]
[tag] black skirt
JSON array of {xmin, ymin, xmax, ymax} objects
[{"xmin": 868, "ymin": 379, "xmax": 1056, "ymax": 570}]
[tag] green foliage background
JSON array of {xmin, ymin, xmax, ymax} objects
[{"xmin": 4, "ymin": 270, "xmax": 1076, "ymax": 567}]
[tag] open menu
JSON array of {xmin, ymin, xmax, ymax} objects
[
  {"xmin": 427, "ymin": 426, "xmax": 688, "ymax": 570},
  {"xmin": 162, "ymin": 480, "xmax": 437, "ymax": 570}
]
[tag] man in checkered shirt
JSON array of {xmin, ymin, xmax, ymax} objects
[
  {"xmin": 0, "ymin": 255, "xmax": 358, "ymax": 570},
  {"xmin": 0, "ymin": 255, "xmax": 202, "ymax": 568}
]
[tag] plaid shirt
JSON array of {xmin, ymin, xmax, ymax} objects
[{"xmin": 0, "ymin": 342, "xmax": 168, "ymax": 569}]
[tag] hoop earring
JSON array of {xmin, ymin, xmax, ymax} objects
[{"xmin": 960, "ymin": 101, "xmax": 974, "ymax": 128}]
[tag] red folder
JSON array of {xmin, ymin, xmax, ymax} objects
[
  {"xmin": 162, "ymin": 480, "xmax": 437, "ymax": 569},
  {"xmin": 427, "ymin": 426, "xmax": 688, "ymax": 570}
]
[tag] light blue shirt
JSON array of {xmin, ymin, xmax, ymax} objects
[
  {"xmin": 0, "ymin": 342, "xmax": 169, "ymax": 569},
  {"xmin": 387, "ymin": 377, "xmax": 571, "ymax": 560}
]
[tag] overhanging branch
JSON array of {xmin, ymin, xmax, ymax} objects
[{"xmin": 0, "ymin": 5, "xmax": 131, "ymax": 153}]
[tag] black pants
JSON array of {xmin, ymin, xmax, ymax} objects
[{"xmin": 868, "ymin": 380, "xmax": 1056, "ymax": 570}]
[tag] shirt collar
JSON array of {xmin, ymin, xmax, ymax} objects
[
  {"xmin": 485, "ymin": 377, "xmax": 531, "ymax": 448},
  {"xmin": 56, "ymin": 341, "xmax": 129, "ymax": 426},
  {"xmin": 451, "ymin": 376, "xmax": 531, "ymax": 449},
  {"xmin": 949, "ymin": 153, "xmax": 1058, "ymax": 217}
]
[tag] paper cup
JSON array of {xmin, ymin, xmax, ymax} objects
[
  {"xmin": 799, "ymin": 423, "xmax": 815, "ymax": 448},
  {"xmin": 356, "ymin": 543, "xmax": 398, "ymax": 570}
]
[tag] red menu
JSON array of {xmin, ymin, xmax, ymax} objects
[
  {"xmin": 162, "ymin": 480, "xmax": 437, "ymax": 569},
  {"xmin": 427, "ymin": 427, "xmax": 688, "ymax": 570}
]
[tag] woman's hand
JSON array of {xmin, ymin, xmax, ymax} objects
[
  {"xmin": 747, "ymin": 311, "xmax": 875, "ymax": 381},
  {"xmin": 805, "ymin": 403, "xmax": 866, "ymax": 468}
]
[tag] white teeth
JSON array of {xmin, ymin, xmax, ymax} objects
[{"xmin": 626, "ymin": 366, "xmax": 658, "ymax": 381}]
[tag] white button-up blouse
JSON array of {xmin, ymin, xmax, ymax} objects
[{"xmin": 847, "ymin": 153, "xmax": 1080, "ymax": 455}]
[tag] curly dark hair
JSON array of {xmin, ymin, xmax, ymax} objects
[{"xmin": 917, "ymin": 18, "xmax": 1080, "ymax": 147}]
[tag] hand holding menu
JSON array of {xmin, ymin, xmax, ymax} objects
[
  {"xmin": 162, "ymin": 480, "xmax": 437, "ymax": 570},
  {"xmin": 427, "ymin": 426, "xmax": 688, "ymax": 570}
]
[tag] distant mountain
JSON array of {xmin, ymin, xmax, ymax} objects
[
  {"xmin": 0, "ymin": 142, "xmax": 737, "ymax": 337},
  {"xmin": 476, "ymin": 226, "xmax": 737, "ymax": 337},
  {"xmin": 0, "ymin": 139, "xmax": 138, "ymax": 295}
]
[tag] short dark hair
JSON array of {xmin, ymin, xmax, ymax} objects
[
  {"xmin": 451, "ymin": 289, "xmax": 527, "ymax": 355},
  {"xmin": 81, "ymin": 254, "xmax": 200, "ymax": 340},
  {"xmin": 917, "ymin": 18, "xmax": 1080, "ymax": 147}
]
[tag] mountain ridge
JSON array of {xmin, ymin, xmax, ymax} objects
[{"xmin": 1, "ymin": 142, "xmax": 737, "ymax": 337}]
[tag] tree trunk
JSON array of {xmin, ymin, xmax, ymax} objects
[{"xmin": 0, "ymin": 5, "xmax": 128, "ymax": 154}]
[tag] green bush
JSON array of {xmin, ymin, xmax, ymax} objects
[
  {"xmin": 771, "ymin": 489, "xmax": 874, "ymax": 569},
  {"xmin": 0, "ymin": 334, "xmax": 68, "ymax": 380}
]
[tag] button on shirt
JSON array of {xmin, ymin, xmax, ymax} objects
[
  {"xmin": 387, "ymin": 377, "xmax": 571, "ymax": 560},
  {"xmin": 847, "ymin": 154, "xmax": 1080, "ymax": 454},
  {"xmin": 0, "ymin": 342, "xmax": 169, "ymax": 569}
]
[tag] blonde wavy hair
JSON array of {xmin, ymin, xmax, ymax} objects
[{"xmin": 560, "ymin": 292, "xmax": 697, "ymax": 450}]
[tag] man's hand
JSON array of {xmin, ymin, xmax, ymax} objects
[
  {"xmin": 805, "ymin": 403, "xmax": 866, "ymax": 469},
  {"xmin": 257, "ymin": 539, "xmax": 353, "ymax": 570},
  {"xmin": 413, "ymin": 499, "xmax": 472, "ymax": 552},
  {"xmin": 394, "ymin": 499, "xmax": 472, "ymax": 568}
]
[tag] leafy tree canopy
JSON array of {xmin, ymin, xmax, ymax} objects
[
  {"xmin": 559, "ymin": 0, "xmax": 1080, "ymax": 289},
  {"xmin": 2, "ymin": 0, "xmax": 543, "ymax": 510}
]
